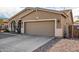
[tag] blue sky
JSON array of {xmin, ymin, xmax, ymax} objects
[
  {"xmin": 0, "ymin": 7, "xmax": 78, "ymax": 18},
  {"xmin": 0, "ymin": 0, "xmax": 79, "ymax": 21},
  {"xmin": 0, "ymin": 7, "xmax": 24, "ymax": 18}
]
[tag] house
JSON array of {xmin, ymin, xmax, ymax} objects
[
  {"xmin": 0, "ymin": 19, "xmax": 8, "ymax": 32},
  {"xmin": 8, "ymin": 7, "xmax": 73, "ymax": 37},
  {"xmin": 3, "ymin": 19, "xmax": 8, "ymax": 29}
]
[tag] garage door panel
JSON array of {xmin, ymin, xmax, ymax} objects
[{"xmin": 25, "ymin": 21, "xmax": 55, "ymax": 36}]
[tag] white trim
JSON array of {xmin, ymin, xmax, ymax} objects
[
  {"xmin": 22, "ymin": 19, "xmax": 56, "ymax": 22},
  {"xmin": 22, "ymin": 19, "xmax": 63, "ymax": 37},
  {"xmin": 21, "ymin": 22, "xmax": 24, "ymax": 33}
]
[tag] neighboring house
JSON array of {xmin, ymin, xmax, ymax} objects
[
  {"xmin": 0, "ymin": 19, "xmax": 8, "ymax": 32},
  {"xmin": 8, "ymin": 7, "xmax": 73, "ymax": 37},
  {"xmin": 3, "ymin": 20, "xmax": 8, "ymax": 29}
]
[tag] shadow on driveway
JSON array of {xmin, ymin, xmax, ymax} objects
[{"xmin": 0, "ymin": 32, "xmax": 16, "ymax": 39}]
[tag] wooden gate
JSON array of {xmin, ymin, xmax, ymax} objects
[{"xmin": 69, "ymin": 25, "xmax": 79, "ymax": 38}]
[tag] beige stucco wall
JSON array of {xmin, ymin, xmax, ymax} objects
[
  {"xmin": 21, "ymin": 10, "xmax": 61, "ymax": 21},
  {"xmin": 9, "ymin": 10, "xmax": 33, "ymax": 23},
  {"xmin": 21, "ymin": 10, "xmax": 62, "ymax": 35},
  {"xmin": 9, "ymin": 10, "xmax": 61, "ymax": 28},
  {"xmin": 61, "ymin": 12, "xmax": 73, "ymax": 37},
  {"xmin": 61, "ymin": 16, "xmax": 66, "ymax": 37}
]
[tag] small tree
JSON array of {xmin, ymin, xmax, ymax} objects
[
  {"xmin": 11, "ymin": 20, "xmax": 16, "ymax": 32},
  {"xmin": 74, "ymin": 20, "xmax": 79, "ymax": 23}
]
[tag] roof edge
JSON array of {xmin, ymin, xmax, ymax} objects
[{"xmin": 8, "ymin": 7, "xmax": 73, "ymax": 21}]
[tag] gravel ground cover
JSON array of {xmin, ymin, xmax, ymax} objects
[{"xmin": 48, "ymin": 39, "xmax": 79, "ymax": 52}]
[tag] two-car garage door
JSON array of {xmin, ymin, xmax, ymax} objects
[{"xmin": 24, "ymin": 21, "xmax": 55, "ymax": 36}]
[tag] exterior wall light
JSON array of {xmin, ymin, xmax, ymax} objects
[{"xmin": 57, "ymin": 20, "xmax": 60, "ymax": 23}]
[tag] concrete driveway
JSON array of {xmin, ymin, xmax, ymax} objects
[{"xmin": 0, "ymin": 33, "xmax": 53, "ymax": 52}]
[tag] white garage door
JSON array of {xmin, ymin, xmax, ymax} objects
[{"xmin": 24, "ymin": 21, "xmax": 55, "ymax": 36}]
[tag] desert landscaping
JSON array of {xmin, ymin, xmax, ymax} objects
[{"xmin": 48, "ymin": 38, "xmax": 79, "ymax": 52}]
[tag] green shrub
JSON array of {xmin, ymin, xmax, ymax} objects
[{"xmin": 4, "ymin": 29, "xmax": 10, "ymax": 32}]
